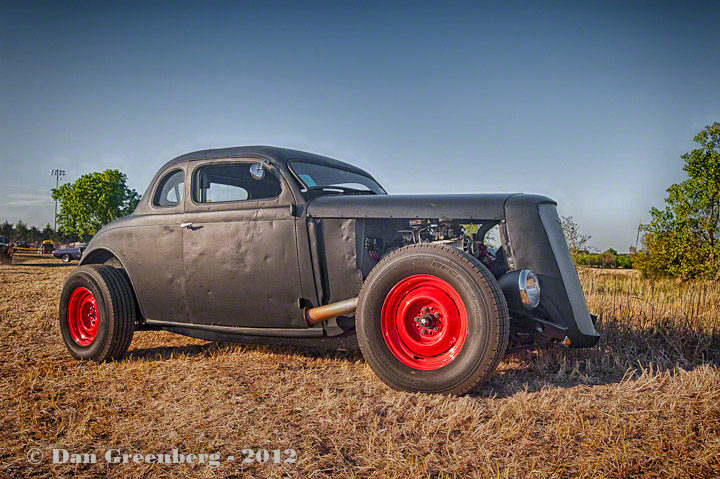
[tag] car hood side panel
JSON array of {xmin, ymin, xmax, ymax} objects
[{"xmin": 306, "ymin": 194, "xmax": 514, "ymax": 220}]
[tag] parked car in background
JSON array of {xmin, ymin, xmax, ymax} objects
[
  {"xmin": 53, "ymin": 245, "xmax": 86, "ymax": 263},
  {"xmin": 39, "ymin": 240, "xmax": 55, "ymax": 254}
]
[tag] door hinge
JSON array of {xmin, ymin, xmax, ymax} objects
[{"xmin": 290, "ymin": 204, "xmax": 304, "ymax": 217}]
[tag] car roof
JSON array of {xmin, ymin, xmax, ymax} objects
[{"xmin": 159, "ymin": 146, "xmax": 374, "ymax": 179}]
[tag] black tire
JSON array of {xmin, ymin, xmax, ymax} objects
[
  {"xmin": 61, "ymin": 254, "xmax": 71, "ymax": 263},
  {"xmin": 357, "ymin": 243, "xmax": 509, "ymax": 395},
  {"xmin": 59, "ymin": 265, "xmax": 135, "ymax": 361}
]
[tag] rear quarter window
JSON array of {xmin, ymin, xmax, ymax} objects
[{"xmin": 153, "ymin": 169, "xmax": 185, "ymax": 207}]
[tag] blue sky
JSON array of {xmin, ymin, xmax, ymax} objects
[{"xmin": 1, "ymin": 1, "xmax": 719, "ymax": 251}]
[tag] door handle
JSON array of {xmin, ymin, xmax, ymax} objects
[{"xmin": 180, "ymin": 222, "xmax": 193, "ymax": 229}]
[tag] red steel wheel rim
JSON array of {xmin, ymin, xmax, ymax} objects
[
  {"xmin": 381, "ymin": 274, "xmax": 468, "ymax": 370},
  {"xmin": 67, "ymin": 287, "xmax": 99, "ymax": 346}
]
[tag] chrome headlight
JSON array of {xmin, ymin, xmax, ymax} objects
[{"xmin": 518, "ymin": 269, "xmax": 541, "ymax": 310}]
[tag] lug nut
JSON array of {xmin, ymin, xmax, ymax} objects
[
  {"xmin": 422, "ymin": 307, "xmax": 428, "ymax": 312},
  {"xmin": 414, "ymin": 317, "xmax": 420, "ymax": 322},
  {"xmin": 421, "ymin": 329, "xmax": 427, "ymax": 334},
  {"xmin": 433, "ymin": 312, "xmax": 439, "ymax": 318},
  {"xmin": 433, "ymin": 327, "xmax": 438, "ymax": 332}
]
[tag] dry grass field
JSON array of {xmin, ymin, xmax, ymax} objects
[{"xmin": 1, "ymin": 254, "xmax": 719, "ymax": 478}]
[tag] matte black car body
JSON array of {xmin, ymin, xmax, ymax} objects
[{"xmin": 78, "ymin": 146, "xmax": 599, "ymax": 350}]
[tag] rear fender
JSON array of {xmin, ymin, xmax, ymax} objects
[{"xmin": 80, "ymin": 245, "xmax": 145, "ymax": 321}]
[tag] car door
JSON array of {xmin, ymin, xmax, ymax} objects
[{"xmin": 182, "ymin": 158, "xmax": 306, "ymax": 329}]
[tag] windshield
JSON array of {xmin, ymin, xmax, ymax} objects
[{"xmin": 290, "ymin": 161, "xmax": 385, "ymax": 195}]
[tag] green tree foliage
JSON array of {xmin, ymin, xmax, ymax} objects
[
  {"xmin": 52, "ymin": 170, "xmax": 140, "ymax": 237},
  {"xmin": 41, "ymin": 224, "xmax": 54, "ymax": 241},
  {"xmin": 635, "ymin": 122, "xmax": 720, "ymax": 280},
  {"xmin": 616, "ymin": 255, "xmax": 633, "ymax": 269},
  {"xmin": 574, "ymin": 251, "xmax": 632, "ymax": 269},
  {"xmin": 14, "ymin": 220, "xmax": 29, "ymax": 242},
  {"xmin": 28, "ymin": 225, "xmax": 42, "ymax": 243},
  {"xmin": 0, "ymin": 220, "xmax": 81, "ymax": 244},
  {"xmin": 0, "ymin": 221, "xmax": 13, "ymax": 239}
]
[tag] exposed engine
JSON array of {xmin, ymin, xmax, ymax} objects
[{"xmin": 362, "ymin": 219, "xmax": 508, "ymax": 278}]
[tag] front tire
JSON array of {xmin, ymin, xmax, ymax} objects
[
  {"xmin": 61, "ymin": 254, "xmax": 71, "ymax": 263},
  {"xmin": 59, "ymin": 265, "xmax": 135, "ymax": 361},
  {"xmin": 357, "ymin": 243, "xmax": 509, "ymax": 395}
]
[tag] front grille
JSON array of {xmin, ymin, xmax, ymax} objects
[{"xmin": 538, "ymin": 203, "xmax": 596, "ymax": 336}]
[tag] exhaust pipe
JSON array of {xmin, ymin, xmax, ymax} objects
[{"xmin": 305, "ymin": 297, "xmax": 358, "ymax": 325}]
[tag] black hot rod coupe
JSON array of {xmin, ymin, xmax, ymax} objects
[{"xmin": 59, "ymin": 146, "xmax": 598, "ymax": 395}]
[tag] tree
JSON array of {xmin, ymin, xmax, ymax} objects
[
  {"xmin": 600, "ymin": 249, "xmax": 617, "ymax": 268},
  {"xmin": 561, "ymin": 216, "xmax": 592, "ymax": 263},
  {"xmin": 52, "ymin": 170, "xmax": 141, "ymax": 237},
  {"xmin": 41, "ymin": 224, "xmax": 54, "ymax": 241},
  {"xmin": 635, "ymin": 122, "xmax": 720, "ymax": 279},
  {"xmin": 616, "ymin": 255, "xmax": 633, "ymax": 269},
  {"xmin": 28, "ymin": 226, "xmax": 42, "ymax": 244},
  {"xmin": 14, "ymin": 220, "xmax": 29, "ymax": 242},
  {"xmin": 0, "ymin": 221, "xmax": 14, "ymax": 240}
]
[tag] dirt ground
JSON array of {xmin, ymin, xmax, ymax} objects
[{"xmin": 1, "ymin": 254, "xmax": 719, "ymax": 478}]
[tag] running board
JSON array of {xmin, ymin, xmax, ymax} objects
[{"xmin": 143, "ymin": 319, "xmax": 324, "ymax": 338}]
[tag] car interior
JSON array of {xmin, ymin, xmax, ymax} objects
[{"xmin": 195, "ymin": 163, "xmax": 282, "ymax": 203}]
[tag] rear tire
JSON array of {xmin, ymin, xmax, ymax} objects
[
  {"xmin": 59, "ymin": 265, "xmax": 135, "ymax": 361},
  {"xmin": 357, "ymin": 243, "xmax": 509, "ymax": 395}
]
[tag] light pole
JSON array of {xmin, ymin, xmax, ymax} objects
[{"xmin": 50, "ymin": 169, "xmax": 66, "ymax": 231}]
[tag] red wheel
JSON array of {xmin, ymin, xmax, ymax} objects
[
  {"xmin": 67, "ymin": 287, "xmax": 99, "ymax": 346},
  {"xmin": 381, "ymin": 274, "xmax": 468, "ymax": 370},
  {"xmin": 60, "ymin": 265, "xmax": 135, "ymax": 361},
  {"xmin": 357, "ymin": 244, "xmax": 509, "ymax": 395}
]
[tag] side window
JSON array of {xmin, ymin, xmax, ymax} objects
[
  {"xmin": 153, "ymin": 169, "xmax": 185, "ymax": 207},
  {"xmin": 194, "ymin": 163, "xmax": 282, "ymax": 204}
]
